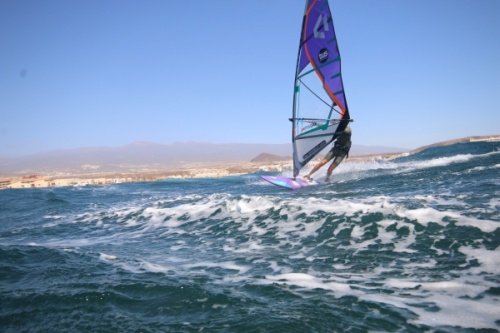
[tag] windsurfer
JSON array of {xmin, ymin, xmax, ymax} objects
[{"xmin": 303, "ymin": 126, "xmax": 352, "ymax": 182}]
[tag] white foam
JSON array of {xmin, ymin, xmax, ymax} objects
[
  {"xmin": 226, "ymin": 195, "xmax": 276, "ymax": 214},
  {"xmin": 43, "ymin": 215, "xmax": 65, "ymax": 220},
  {"xmin": 99, "ymin": 253, "xmax": 118, "ymax": 261},
  {"xmin": 487, "ymin": 197, "xmax": 500, "ymax": 211},
  {"xmin": 262, "ymin": 268, "xmax": 500, "ymax": 329},
  {"xmin": 138, "ymin": 260, "xmax": 171, "ymax": 273},
  {"xmin": 338, "ymin": 150, "xmax": 500, "ymax": 179},
  {"xmin": 459, "ymin": 245, "xmax": 500, "ymax": 275},
  {"xmin": 410, "ymin": 294, "xmax": 499, "ymax": 329},
  {"xmin": 265, "ymin": 273, "xmax": 352, "ymax": 298}
]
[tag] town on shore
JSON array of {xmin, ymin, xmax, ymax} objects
[{"xmin": 1, "ymin": 135, "xmax": 498, "ymax": 190}]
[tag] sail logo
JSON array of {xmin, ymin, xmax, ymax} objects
[
  {"xmin": 314, "ymin": 14, "xmax": 329, "ymax": 39},
  {"xmin": 303, "ymin": 140, "xmax": 327, "ymax": 161},
  {"xmin": 318, "ymin": 48, "xmax": 329, "ymax": 63}
]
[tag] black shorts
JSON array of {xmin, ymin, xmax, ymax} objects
[{"xmin": 323, "ymin": 148, "xmax": 347, "ymax": 167}]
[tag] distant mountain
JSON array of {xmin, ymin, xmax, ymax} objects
[{"xmin": 0, "ymin": 141, "xmax": 407, "ymax": 176}]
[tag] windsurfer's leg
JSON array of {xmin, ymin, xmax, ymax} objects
[
  {"xmin": 304, "ymin": 159, "xmax": 327, "ymax": 180},
  {"xmin": 324, "ymin": 152, "xmax": 346, "ymax": 182},
  {"xmin": 305, "ymin": 150, "xmax": 334, "ymax": 181},
  {"xmin": 325, "ymin": 164, "xmax": 337, "ymax": 182}
]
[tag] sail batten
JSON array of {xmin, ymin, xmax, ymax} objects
[{"xmin": 292, "ymin": 0, "xmax": 351, "ymax": 177}]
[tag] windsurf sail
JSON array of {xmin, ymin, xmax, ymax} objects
[{"xmin": 291, "ymin": 0, "xmax": 351, "ymax": 177}]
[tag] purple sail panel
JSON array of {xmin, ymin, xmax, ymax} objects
[{"xmin": 300, "ymin": 0, "xmax": 347, "ymax": 115}]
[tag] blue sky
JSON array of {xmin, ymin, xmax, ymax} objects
[{"xmin": 1, "ymin": 0, "xmax": 499, "ymax": 157}]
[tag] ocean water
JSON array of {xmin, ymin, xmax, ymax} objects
[{"xmin": 1, "ymin": 141, "xmax": 499, "ymax": 333}]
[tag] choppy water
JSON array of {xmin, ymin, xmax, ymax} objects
[{"xmin": 1, "ymin": 141, "xmax": 499, "ymax": 332}]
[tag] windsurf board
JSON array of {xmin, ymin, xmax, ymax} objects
[{"xmin": 261, "ymin": 175, "xmax": 315, "ymax": 190}]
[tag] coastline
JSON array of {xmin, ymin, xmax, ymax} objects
[
  {"xmin": 1, "ymin": 134, "xmax": 498, "ymax": 190},
  {"xmin": 0, "ymin": 153, "xmax": 403, "ymax": 189},
  {"xmin": 0, "ymin": 161, "xmax": 282, "ymax": 189}
]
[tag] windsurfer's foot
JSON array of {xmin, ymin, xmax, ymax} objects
[
  {"xmin": 324, "ymin": 177, "xmax": 330, "ymax": 183},
  {"xmin": 303, "ymin": 175, "xmax": 312, "ymax": 182}
]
